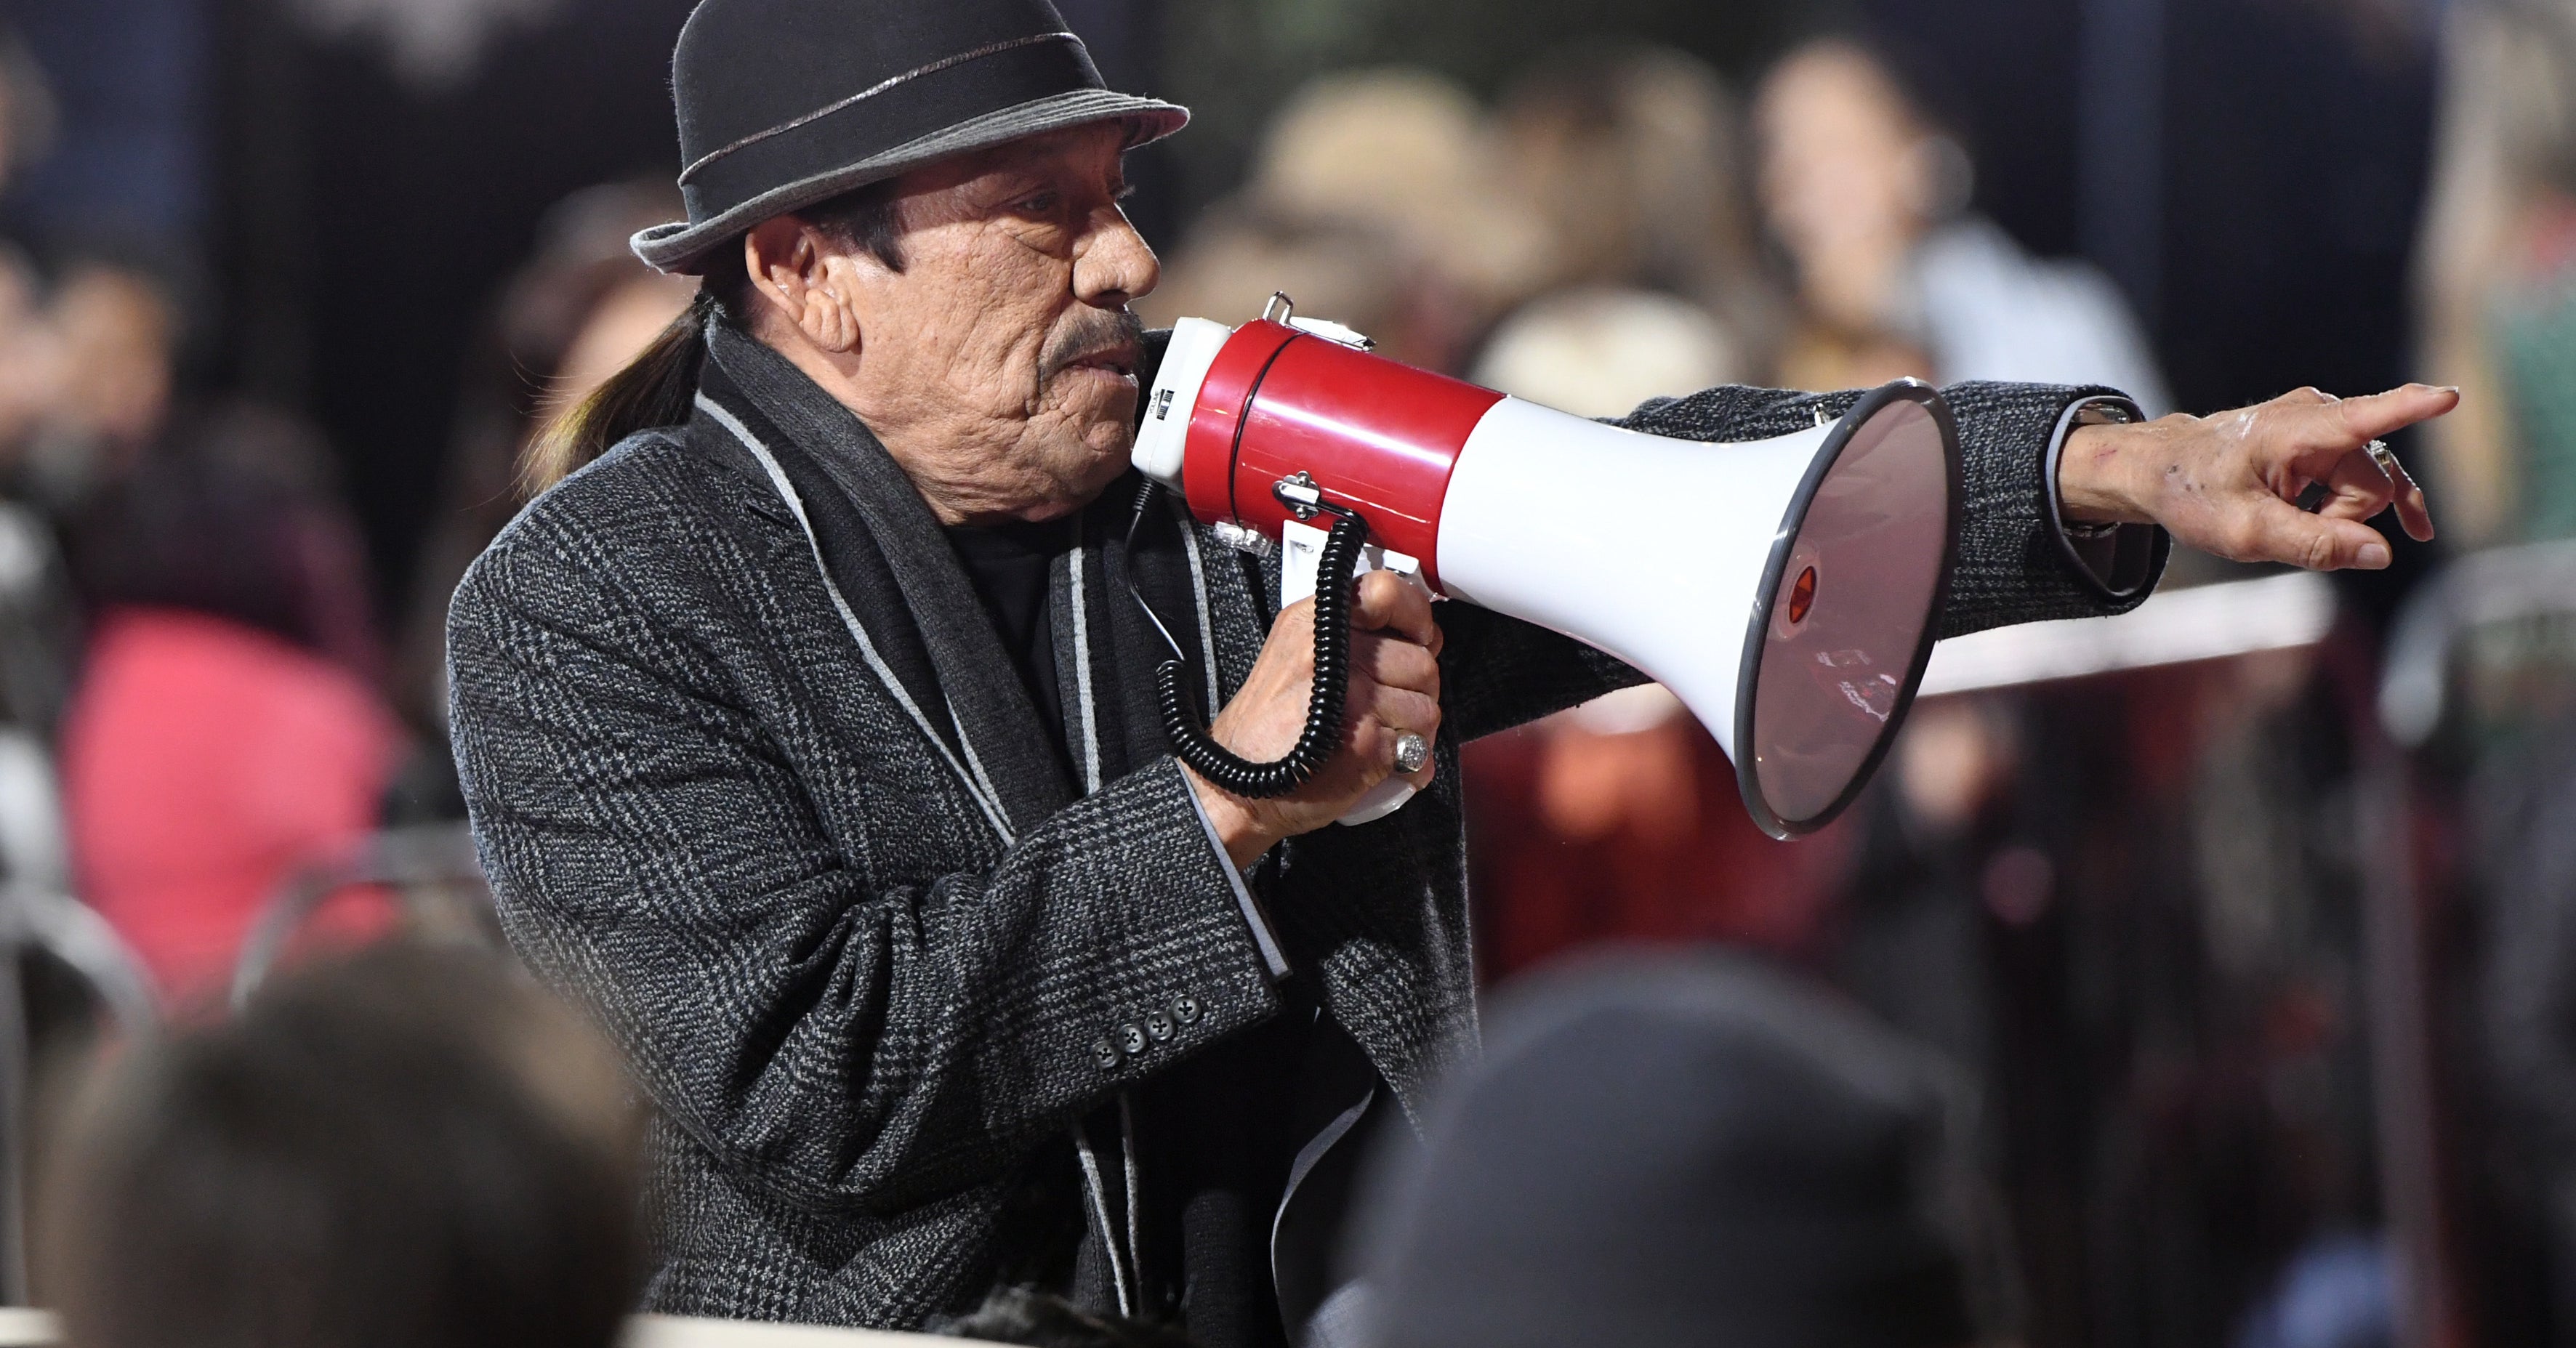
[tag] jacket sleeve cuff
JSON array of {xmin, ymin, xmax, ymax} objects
[
  {"xmin": 2044, "ymin": 395, "xmax": 2165, "ymax": 601},
  {"xmin": 1179, "ymin": 764, "xmax": 1291, "ymax": 981}
]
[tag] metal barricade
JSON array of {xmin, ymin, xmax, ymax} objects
[
  {"xmin": 229, "ymin": 824, "xmax": 496, "ymax": 1010},
  {"xmin": 0, "ymin": 886, "xmax": 155, "ymax": 1307}
]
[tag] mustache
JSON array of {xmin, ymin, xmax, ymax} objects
[{"xmin": 1039, "ymin": 307, "xmax": 1146, "ymax": 382}]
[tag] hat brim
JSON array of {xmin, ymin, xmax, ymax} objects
[{"xmin": 632, "ymin": 89, "xmax": 1188, "ymax": 275}]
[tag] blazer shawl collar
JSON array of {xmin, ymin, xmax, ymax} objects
[{"xmin": 698, "ymin": 323, "xmax": 1076, "ymax": 838}]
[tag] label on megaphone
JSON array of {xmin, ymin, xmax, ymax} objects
[{"xmin": 1279, "ymin": 520, "xmax": 1432, "ymax": 826}]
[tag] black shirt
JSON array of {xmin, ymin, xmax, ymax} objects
[{"xmin": 944, "ymin": 517, "xmax": 1075, "ymax": 780}]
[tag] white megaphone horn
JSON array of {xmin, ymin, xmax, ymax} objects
[{"xmin": 1131, "ymin": 294, "xmax": 1961, "ymax": 839}]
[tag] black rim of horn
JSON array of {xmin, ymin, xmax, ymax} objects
[{"xmin": 1731, "ymin": 378, "xmax": 1963, "ymax": 842}]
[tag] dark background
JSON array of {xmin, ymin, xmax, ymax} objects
[{"xmin": 0, "ymin": 0, "xmax": 2441, "ymax": 629}]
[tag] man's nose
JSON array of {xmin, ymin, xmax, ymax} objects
[{"xmin": 1074, "ymin": 210, "xmax": 1159, "ymax": 305}]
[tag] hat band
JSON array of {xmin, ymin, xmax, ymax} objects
[
  {"xmin": 680, "ymin": 31, "xmax": 1086, "ymax": 185},
  {"xmin": 678, "ymin": 35, "xmax": 1111, "ymax": 228}
]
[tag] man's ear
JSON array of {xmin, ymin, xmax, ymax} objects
[{"xmin": 744, "ymin": 217, "xmax": 865, "ymax": 356}]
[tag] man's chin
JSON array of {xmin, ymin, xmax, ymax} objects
[
  {"xmin": 1052, "ymin": 395, "xmax": 1139, "ymax": 457},
  {"xmin": 1017, "ymin": 423, "xmax": 1138, "ymax": 510}
]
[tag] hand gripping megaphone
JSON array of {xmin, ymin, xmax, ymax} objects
[{"xmin": 1132, "ymin": 294, "xmax": 1961, "ymax": 839}]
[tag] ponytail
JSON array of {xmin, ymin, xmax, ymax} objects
[
  {"xmin": 517, "ymin": 196, "xmax": 885, "ymax": 498},
  {"xmin": 518, "ymin": 288, "xmax": 720, "ymax": 499}
]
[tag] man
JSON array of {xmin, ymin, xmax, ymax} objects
[{"xmin": 446, "ymin": 0, "xmax": 2449, "ymax": 1341}]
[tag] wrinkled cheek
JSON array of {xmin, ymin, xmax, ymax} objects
[{"xmin": 933, "ymin": 298, "xmax": 1048, "ymax": 412}]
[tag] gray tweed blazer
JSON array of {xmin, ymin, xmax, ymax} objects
[{"xmin": 446, "ymin": 363, "xmax": 2162, "ymax": 1330}]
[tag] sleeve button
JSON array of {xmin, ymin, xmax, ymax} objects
[
  {"xmin": 1091, "ymin": 1038, "xmax": 1122, "ymax": 1070},
  {"xmin": 1172, "ymin": 994, "xmax": 1202, "ymax": 1025},
  {"xmin": 1146, "ymin": 1011, "xmax": 1176, "ymax": 1042},
  {"xmin": 1119, "ymin": 1023, "xmax": 1148, "ymax": 1056}
]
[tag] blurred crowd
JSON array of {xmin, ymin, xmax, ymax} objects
[
  {"xmin": 0, "ymin": 3, "xmax": 2574, "ymax": 1348},
  {"xmin": 0, "ymin": 31, "xmax": 701, "ymax": 1009}
]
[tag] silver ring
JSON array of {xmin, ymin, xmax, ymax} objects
[
  {"xmin": 2366, "ymin": 438, "xmax": 2423, "ymax": 501},
  {"xmin": 1393, "ymin": 732, "xmax": 1431, "ymax": 775}
]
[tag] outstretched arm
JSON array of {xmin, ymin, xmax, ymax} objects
[{"xmin": 2058, "ymin": 383, "xmax": 2450, "ymax": 569}]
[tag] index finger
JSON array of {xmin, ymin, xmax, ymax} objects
[
  {"xmin": 1352, "ymin": 570, "xmax": 1439, "ymax": 652},
  {"xmin": 2309, "ymin": 384, "xmax": 2461, "ymax": 451}
]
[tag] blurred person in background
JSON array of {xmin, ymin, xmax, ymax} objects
[
  {"xmin": 36, "ymin": 940, "xmax": 643, "ymax": 1348},
  {"xmin": 1492, "ymin": 44, "xmax": 1783, "ymax": 373},
  {"xmin": 0, "ymin": 23, "xmax": 57, "ymax": 459},
  {"xmin": 1462, "ymin": 52, "xmax": 1830, "ymax": 975},
  {"xmin": 388, "ymin": 179, "xmax": 691, "ymax": 820},
  {"xmin": 0, "ymin": 31, "xmax": 81, "ymax": 743},
  {"xmin": 0, "ymin": 251, "xmax": 80, "ymax": 876},
  {"xmin": 2421, "ymin": 3, "xmax": 2576, "ymax": 1290},
  {"xmin": 2471, "ymin": 704, "xmax": 2576, "ymax": 1343},
  {"xmin": 1355, "ymin": 950, "xmax": 2009, "ymax": 1348},
  {"xmin": 61, "ymin": 405, "xmax": 401, "ymax": 1004},
  {"xmin": 22, "ymin": 261, "xmax": 180, "ymax": 512},
  {"xmin": 2419, "ymin": 0, "xmax": 2576, "ymax": 546},
  {"xmin": 0, "ymin": 21, "xmax": 186, "ymax": 518},
  {"xmin": 1206, "ymin": 69, "xmax": 1550, "ymax": 369},
  {"xmin": 1747, "ymin": 48, "xmax": 2180, "ymax": 1299},
  {"xmin": 1831, "ymin": 695, "xmax": 2032, "ymax": 1087},
  {"xmin": 1141, "ymin": 213, "xmax": 1449, "ymax": 371},
  {"xmin": 0, "ymin": 258, "xmax": 189, "ymax": 747},
  {"xmin": 1754, "ymin": 36, "xmax": 2169, "ymax": 411}
]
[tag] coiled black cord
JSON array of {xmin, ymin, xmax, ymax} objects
[{"xmin": 1125, "ymin": 479, "xmax": 1368, "ymax": 799}]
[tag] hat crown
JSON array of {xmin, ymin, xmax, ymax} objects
[
  {"xmin": 671, "ymin": 0, "xmax": 1083, "ymax": 174},
  {"xmin": 636, "ymin": 0, "xmax": 1183, "ymax": 273}
]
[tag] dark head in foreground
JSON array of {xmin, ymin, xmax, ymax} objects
[
  {"xmin": 1358, "ymin": 951, "xmax": 2003, "ymax": 1348},
  {"xmin": 38, "ymin": 943, "xmax": 642, "ymax": 1348}
]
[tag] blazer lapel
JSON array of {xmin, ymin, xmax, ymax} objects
[{"xmin": 1084, "ymin": 480, "xmax": 1227, "ymax": 785}]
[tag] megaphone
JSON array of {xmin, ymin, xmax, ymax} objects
[{"xmin": 1132, "ymin": 295, "xmax": 1960, "ymax": 839}]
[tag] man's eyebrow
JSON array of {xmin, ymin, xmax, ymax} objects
[{"xmin": 973, "ymin": 169, "xmax": 1050, "ymax": 201}]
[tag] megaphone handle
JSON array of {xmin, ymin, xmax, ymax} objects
[{"xmin": 1156, "ymin": 507, "xmax": 1369, "ymax": 799}]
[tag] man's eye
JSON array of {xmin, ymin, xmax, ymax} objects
[{"xmin": 1016, "ymin": 192, "xmax": 1060, "ymax": 214}]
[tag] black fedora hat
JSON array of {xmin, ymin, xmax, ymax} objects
[{"xmin": 633, "ymin": 0, "xmax": 1188, "ymax": 275}]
